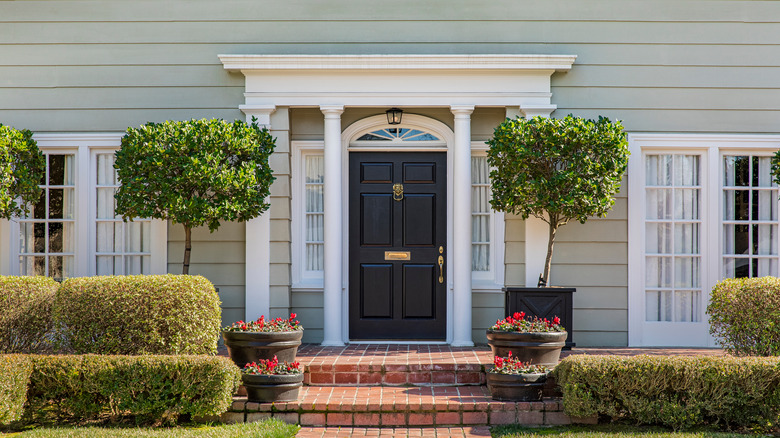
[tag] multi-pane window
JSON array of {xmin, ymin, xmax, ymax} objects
[
  {"xmin": 304, "ymin": 155, "xmax": 324, "ymax": 271},
  {"xmin": 95, "ymin": 153, "xmax": 151, "ymax": 275},
  {"xmin": 472, "ymin": 156, "xmax": 491, "ymax": 271},
  {"xmin": 722, "ymin": 155, "xmax": 779, "ymax": 278},
  {"xmin": 644, "ymin": 154, "xmax": 702, "ymax": 322},
  {"xmin": 19, "ymin": 154, "xmax": 76, "ymax": 278}
]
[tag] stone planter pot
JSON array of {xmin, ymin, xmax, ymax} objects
[
  {"xmin": 486, "ymin": 371, "xmax": 547, "ymax": 401},
  {"xmin": 242, "ymin": 373, "xmax": 304, "ymax": 403},
  {"xmin": 486, "ymin": 330, "xmax": 568, "ymax": 367},
  {"xmin": 222, "ymin": 330, "xmax": 303, "ymax": 368}
]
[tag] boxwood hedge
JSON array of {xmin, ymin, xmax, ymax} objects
[
  {"xmin": 0, "ymin": 355, "xmax": 32, "ymax": 425},
  {"xmin": 22, "ymin": 354, "xmax": 240, "ymax": 425},
  {"xmin": 54, "ymin": 275, "xmax": 221, "ymax": 355},
  {"xmin": 708, "ymin": 276, "xmax": 780, "ymax": 357},
  {"xmin": 0, "ymin": 276, "xmax": 59, "ymax": 354},
  {"xmin": 553, "ymin": 355, "xmax": 780, "ymax": 432}
]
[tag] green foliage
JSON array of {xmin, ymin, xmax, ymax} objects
[
  {"xmin": 0, "ymin": 124, "xmax": 45, "ymax": 219},
  {"xmin": 0, "ymin": 355, "xmax": 32, "ymax": 425},
  {"xmin": 54, "ymin": 275, "xmax": 221, "ymax": 355},
  {"xmin": 22, "ymin": 354, "xmax": 240, "ymax": 425},
  {"xmin": 0, "ymin": 276, "xmax": 59, "ymax": 354},
  {"xmin": 9, "ymin": 420, "xmax": 300, "ymax": 438},
  {"xmin": 492, "ymin": 424, "xmax": 746, "ymax": 438},
  {"xmin": 487, "ymin": 115, "xmax": 628, "ymax": 284},
  {"xmin": 707, "ymin": 276, "xmax": 780, "ymax": 356},
  {"xmin": 553, "ymin": 355, "xmax": 780, "ymax": 432},
  {"xmin": 487, "ymin": 115, "xmax": 628, "ymax": 225},
  {"xmin": 114, "ymin": 118, "xmax": 275, "ymax": 231}
]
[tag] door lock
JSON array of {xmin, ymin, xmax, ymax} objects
[{"xmin": 393, "ymin": 183, "xmax": 404, "ymax": 201}]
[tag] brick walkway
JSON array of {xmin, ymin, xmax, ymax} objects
[
  {"xmin": 297, "ymin": 426, "xmax": 491, "ymax": 437},
  {"xmin": 219, "ymin": 344, "xmax": 725, "ymax": 434},
  {"xmin": 296, "ymin": 344, "xmax": 724, "ymax": 387}
]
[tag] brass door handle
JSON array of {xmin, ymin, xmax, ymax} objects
[{"xmin": 438, "ymin": 255, "xmax": 444, "ymax": 284}]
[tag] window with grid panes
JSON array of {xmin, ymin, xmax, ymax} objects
[
  {"xmin": 472, "ymin": 156, "xmax": 491, "ymax": 271},
  {"xmin": 644, "ymin": 154, "xmax": 702, "ymax": 323},
  {"xmin": 95, "ymin": 153, "xmax": 152, "ymax": 275},
  {"xmin": 722, "ymin": 155, "xmax": 779, "ymax": 278},
  {"xmin": 19, "ymin": 154, "xmax": 76, "ymax": 278}
]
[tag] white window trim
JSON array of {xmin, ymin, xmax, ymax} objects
[
  {"xmin": 628, "ymin": 133, "xmax": 780, "ymax": 347},
  {"xmin": 291, "ymin": 141, "xmax": 326, "ymax": 289},
  {"xmin": 2, "ymin": 134, "xmax": 167, "ymax": 277},
  {"xmin": 471, "ymin": 142, "xmax": 505, "ymax": 291},
  {"xmin": 290, "ymin": 138, "xmax": 505, "ymax": 292}
]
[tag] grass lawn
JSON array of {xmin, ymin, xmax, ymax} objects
[
  {"xmin": 0, "ymin": 419, "xmax": 299, "ymax": 438},
  {"xmin": 491, "ymin": 424, "xmax": 753, "ymax": 438}
]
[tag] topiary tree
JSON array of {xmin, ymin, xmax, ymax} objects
[
  {"xmin": 487, "ymin": 115, "xmax": 629, "ymax": 287},
  {"xmin": 114, "ymin": 118, "xmax": 276, "ymax": 274},
  {"xmin": 0, "ymin": 124, "xmax": 45, "ymax": 219}
]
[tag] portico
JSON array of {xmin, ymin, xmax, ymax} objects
[{"xmin": 219, "ymin": 54, "xmax": 577, "ymax": 346}]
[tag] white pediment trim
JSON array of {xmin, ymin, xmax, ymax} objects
[
  {"xmin": 219, "ymin": 54, "xmax": 576, "ymax": 109},
  {"xmin": 219, "ymin": 54, "xmax": 576, "ymax": 71}
]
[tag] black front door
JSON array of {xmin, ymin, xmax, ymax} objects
[{"xmin": 349, "ymin": 152, "xmax": 447, "ymax": 340}]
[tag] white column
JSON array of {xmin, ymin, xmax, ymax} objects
[
  {"xmin": 321, "ymin": 105, "xmax": 346, "ymax": 346},
  {"xmin": 509, "ymin": 106, "xmax": 557, "ymax": 287},
  {"xmin": 451, "ymin": 105, "xmax": 475, "ymax": 347},
  {"xmin": 242, "ymin": 105, "xmax": 275, "ymax": 320}
]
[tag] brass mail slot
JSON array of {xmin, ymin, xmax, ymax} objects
[{"xmin": 384, "ymin": 251, "xmax": 411, "ymax": 261}]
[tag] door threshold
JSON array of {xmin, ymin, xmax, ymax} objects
[{"xmin": 348, "ymin": 340, "xmax": 449, "ymax": 345}]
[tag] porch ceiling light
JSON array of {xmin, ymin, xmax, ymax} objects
[{"xmin": 386, "ymin": 108, "xmax": 403, "ymax": 125}]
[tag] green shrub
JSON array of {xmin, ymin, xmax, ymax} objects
[
  {"xmin": 0, "ymin": 276, "xmax": 59, "ymax": 353},
  {"xmin": 553, "ymin": 355, "xmax": 780, "ymax": 432},
  {"xmin": 23, "ymin": 354, "xmax": 240, "ymax": 425},
  {"xmin": 54, "ymin": 275, "xmax": 221, "ymax": 355},
  {"xmin": 0, "ymin": 355, "xmax": 32, "ymax": 425},
  {"xmin": 708, "ymin": 276, "xmax": 780, "ymax": 356}
]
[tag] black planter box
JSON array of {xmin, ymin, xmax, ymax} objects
[{"xmin": 503, "ymin": 287, "xmax": 576, "ymax": 349}]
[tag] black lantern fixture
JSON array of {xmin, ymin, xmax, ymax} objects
[{"xmin": 386, "ymin": 108, "xmax": 403, "ymax": 125}]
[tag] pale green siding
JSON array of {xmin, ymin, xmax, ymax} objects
[
  {"xmin": 167, "ymin": 222, "xmax": 245, "ymax": 328},
  {"xmin": 4, "ymin": 0, "xmax": 780, "ymax": 346}
]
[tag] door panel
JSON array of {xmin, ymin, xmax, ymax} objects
[
  {"xmin": 349, "ymin": 152, "xmax": 447, "ymax": 340},
  {"xmin": 403, "ymin": 264, "xmax": 436, "ymax": 318},
  {"xmin": 360, "ymin": 194, "xmax": 393, "ymax": 246},
  {"xmin": 360, "ymin": 264, "xmax": 393, "ymax": 318},
  {"xmin": 403, "ymin": 194, "xmax": 436, "ymax": 246}
]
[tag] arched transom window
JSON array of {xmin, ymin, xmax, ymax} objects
[{"xmin": 352, "ymin": 127, "xmax": 445, "ymax": 147}]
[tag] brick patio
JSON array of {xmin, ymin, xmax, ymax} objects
[{"xmin": 219, "ymin": 343, "xmax": 724, "ymax": 430}]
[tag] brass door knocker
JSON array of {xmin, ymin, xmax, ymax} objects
[{"xmin": 393, "ymin": 183, "xmax": 404, "ymax": 201}]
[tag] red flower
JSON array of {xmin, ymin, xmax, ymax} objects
[
  {"xmin": 553, "ymin": 316, "xmax": 561, "ymax": 325},
  {"xmin": 290, "ymin": 313, "xmax": 297, "ymax": 320}
]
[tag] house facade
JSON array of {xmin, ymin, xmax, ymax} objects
[{"xmin": 2, "ymin": 0, "xmax": 779, "ymax": 347}]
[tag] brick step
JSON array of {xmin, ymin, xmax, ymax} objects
[
  {"xmin": 304, "ymin": 362, "xmax": 485, "ymax": 386},
  {"xmin": 298, "ymin": 344, "xmax": 492, "ymax": 387},
  {"xmin": 221, "ymin": 386, "xmax": 593, "ymax": 427}
]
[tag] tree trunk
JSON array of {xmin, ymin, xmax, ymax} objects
[
  {"xmin": 540, "ymin": 220, "xmax": 558, "ymax": 287},
  {"xmin": 183, "ymin": 225, "xmax": 192, "ymax": 275}
]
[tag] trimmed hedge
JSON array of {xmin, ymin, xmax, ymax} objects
[
  {"xmin": 553, "ymin": 355, "xmax": 780, "ymax": 432},
  {"xmin": 54, "ymin": 275, "xmax": 221, "ymax": 355},
  {"xmin": 708, "ymin": 276, "xmax": 780, "ymax": 356},
  {"xmin": 23, "ymin": 354, "xmax": 240, "ymax": 425},
  {"xmin": 0, "ymin": 355, "xmax": 32, "ymax": 425},
  {"xmin": 0, "ymin": 276, "xmax": 59, "ymax": 354}
]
